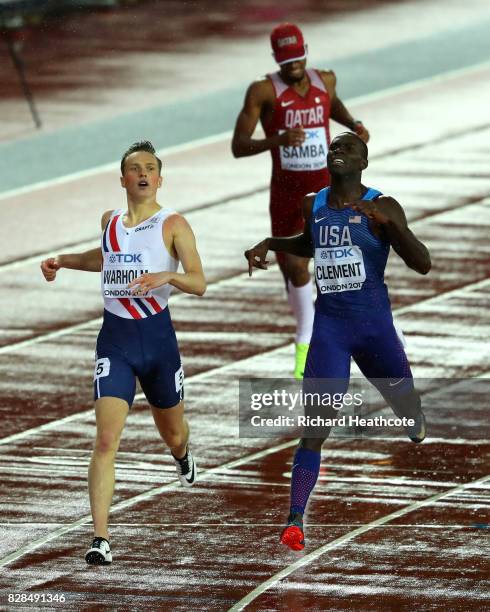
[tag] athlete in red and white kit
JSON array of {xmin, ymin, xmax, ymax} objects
[{"xmin": 232, "ymin": 23, "xmax": 369, "ymax": 378}]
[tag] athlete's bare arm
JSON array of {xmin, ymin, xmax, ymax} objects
[
  {"xmin": 245, "ymin": 195, "xmax": 315, "ymax": 276},
  {"xmin": 128, "ymin": 214, "xmax": 206, "ymax": 297},
  {"xmin": 346, "ymin": 196, "xmax": 431, "ymax": 274},
  {"xmin": 321, "ymin": 70, "xmax": 370, "ymax": 143},
  {"xmin": 40, "ymin": 210, "xmax": 111, "ymax": 281},
  {"xmin": 231, "ymin": 80, "xmax": 306, "ymax": 157}
]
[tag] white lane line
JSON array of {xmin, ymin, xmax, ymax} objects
[
  {"xmin": 1, "ymin": 139, "xmax": 489, "ymax": 277},
  {"xmin": 0, "ymin": 131, "xmax": 233, "ymax": 202},
  {"xmin": 2, "ymin": 58, "xmax": 490, "ymax": 203},
  {"xmin": 0, "ymin": 239, "xmax": 99, "ymax": 273},
  {"xmin": 0, "ymin": 305, "xmax": 284, "ymax": 447},
  {"xmin": 1, "ymin": 267, "xmax": 487, "ymax": 359},
  {"xmin": 228, "ymin": 473, "xmax": 490, "ymax": 612},
  {"xmin": 0, "ymin": 266, "xmax": 273, "ymax": 356},
  {"xmin": 0, "ymin": 317, "xmax": 103, "ymax": 356},
  {"xmin": 0, "ymin": 440, "xmax": 296, "ymax": 568},
  {"xmin": 0, "ymin": 272, "xmax": 487, "ymax": 447},
  {"xmin": 1, "ymin": 523, "xmax": 482, "ymax": 529},
  {"xmin": 395, "ymin": 277, "xmax": 490, "ymax": 315}
]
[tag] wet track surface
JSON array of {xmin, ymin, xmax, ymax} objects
[{"xmin": 0, "ymin": 1, "xmax": 489, "ymax": 610}]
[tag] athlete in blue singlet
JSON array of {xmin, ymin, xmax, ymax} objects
[{"xmin": 245, "ymin": 132, "xmax": 431, "ymax": 551}]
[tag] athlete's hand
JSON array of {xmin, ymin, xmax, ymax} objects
[
  {"xmin": 278, "ymin": 128, "xmax": 306, "ymax": 147},
  {"xmin": 353, "ymin": 122, "xmax": 369, "ymax": 143},
  {"xmin": 40, "ymin": 257, "xmax": 60, "ymax": 282},
  {"xmin": 245, "ymin": 239, "xmax": 270, "ymax": 276},
  {"xmin": 345, "ymin": 200, "xmax": 390, "ymax": 225},
  {"xmin": 128, "ymin": 271, "xmax": 175, "ymax": 295}
]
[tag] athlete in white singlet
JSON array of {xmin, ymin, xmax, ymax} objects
[{"xmin": 41, "ymin": 141, "xmax": 206, "ymax": 565}]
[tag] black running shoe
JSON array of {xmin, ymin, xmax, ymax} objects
[
  {"xmin": 406, "ymin": 409, "xmax": 426, "ymax": 443},
  {"xmin": 172, "ymin": 447, "xmax": 196, "ymax": 487},
  {"xmin": 85, "ymin": 537, "xmax": 112, "ymax": 565}
]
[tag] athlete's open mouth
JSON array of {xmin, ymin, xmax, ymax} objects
[
  {"xmin": 332, "ymin": 158, "xmax": 345, "ymax": 165},
  {"xmin": 138, "ymin": 180, "xmax": 149, "ymax": 187}
]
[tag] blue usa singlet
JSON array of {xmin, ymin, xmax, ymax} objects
[
  {"xmin": 304, "ymin": 186, "xmax": 414, "ymax": 394},
  {"xmin": 311, "ymin": 186, "xmax": 389, "ymax": 315}
]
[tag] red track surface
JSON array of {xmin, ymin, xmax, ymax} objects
[{"xmin": 1, "ymin": 14, "xmax": 489, "ymax": 612}]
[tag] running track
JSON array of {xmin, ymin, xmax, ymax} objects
[{"xmin": 0, "ymin": 27, "xmax": 489, "ymax": 612}]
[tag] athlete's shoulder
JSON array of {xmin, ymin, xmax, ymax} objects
[
  {"xmin": 246, "ymin": 78, "xmax": 275, "ymax": 102},
  {"xmin": 318, "ymin": 69, "xmax": 336, "ymax": 84},
  {"xmin": 101, "ymin": 209, "xmax": 115, "ymax": 230},
  {"xmin": 374, "ymin": 195, "xmax": 407, "ymax": 224},
  {"xmin": 376, "ymin": 194, "xmax": 399, "ymax": 205},
  {"xmin": 163, "ymin": 211, "xmax": 193, "ymax": 233},
  {"xmin": 317, "ymin": 69, "xmax": 337, "ymax": 96}
]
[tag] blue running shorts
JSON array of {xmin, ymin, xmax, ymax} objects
[
  {"xmin": 304, "ymin": 309, "xmax": 414, "ymax": 401},
  {"xmin": 94, "ymin": 307, "xmax": 184, "ymax": 409}
]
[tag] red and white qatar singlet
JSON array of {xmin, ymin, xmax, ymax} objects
[
  {"xmin": 101, "ymin": 208, "xmax": 179, "ymax": 319},
  {"xmin": 265, "ymin": 68, "xmax": 331, "ymax": 191}
]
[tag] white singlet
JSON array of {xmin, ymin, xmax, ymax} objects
[{"xmin": 100, "ymin": 208, "xmax": 179, "ymax": 319}]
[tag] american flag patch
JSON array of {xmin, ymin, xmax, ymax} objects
[{"xmin": 349, "ymin": 216, "xmax": 362, "ymax": 223}]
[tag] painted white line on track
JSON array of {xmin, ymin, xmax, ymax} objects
[
  {"xmin": 0, "ymin": 268, "xmax": 487, "ymax": 360},
  {"xmin": 228, "ymin": 473, "xmax": 490, "ymax": 612},
  {"xmin": 0, "ymin": 273, "xmax": 487, "ymax": 447},
  {"xmin": 1, "ymin": 239, "xmax": 99, "ymax": 273},
  {"xmin": 2, "ymin": 58, "xmax": 490, "ymax": 203},
  {"xmin": 1, "ymin": 523, "xmax": 482, "ymax": 529},
  {"xmin": 0, "ymin": 439, "xmax": 296, "ymax": 568},
  {"xmin": 0, "ymin": 266, "xmax": 273, "ymax": 356},
  {"xmin": 0, "ymin": 131, "xmax": 233, "ymax": 202},
  {"xmin": 395, "ymin": 277, "xmax": 490, "ymax": 315}
]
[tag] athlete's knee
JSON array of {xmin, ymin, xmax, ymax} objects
[
  {"xmin": 94, "ymin": 430, "xmax": 121, "ymax": 455},
  {"xmin": 299, "ymin": 437, "xmax": 325, "ymax": 453}
]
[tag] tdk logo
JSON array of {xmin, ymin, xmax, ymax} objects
[
  {"xmin": 109, "ymin": 253, "xmax": 143, "ymax": 263},
  {"xmin": 321, "ymin": 248, "xmax": 354, "ymax": 259}
]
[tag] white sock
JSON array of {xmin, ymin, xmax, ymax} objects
[{"xmin": 287, "ymin": 279, "xmax": 314, "ymax": 344}]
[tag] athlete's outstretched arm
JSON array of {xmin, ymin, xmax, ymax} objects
[
  {"xmin": 40, "ymin": 210, "xmax": 113, "ymax": 281},
  {"xmin": 321, "ymin": 70, "xmax": 370, "ymax": 143},
  {"xmin": 347, "ymin": 196, "xmax": 431, "ymax": 275},
  {"xmin": 40, "ymin": 248, "xmax": 103, "ymax": 280},
  {"xmin": 245, "ymin": 195, "xmax": 315, "ymax": 275},
  {"xmin": 128, "ymin": 215, "xmax": 206, "ymax": 297},
  {"xmin": 231, "ymin": 81, "xmax": 305, "ymax": 157}
]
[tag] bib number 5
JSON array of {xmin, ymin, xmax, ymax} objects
[{"xmin": 94, "ymin": 357, "xmax": 110, "ymax": 381}]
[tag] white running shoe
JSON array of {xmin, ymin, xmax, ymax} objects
[
  {"xmin": 173, "ymin": 448, "xmax": 197, "ymax": 487},
  {"xmin": 85, "ymin": 537, "xmax": 112, "ymax": 565}
]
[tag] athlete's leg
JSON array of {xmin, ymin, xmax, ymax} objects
[
  {"xmin": 282, "ymin": 314, "xmax": 351, "ymax": 550},
  {"xmin": 151, "ymin": 400, "xmax": 188, "ymax": 459},
  {"xmin": 88, "ymin": 397, "xmax": 129, "ymax": 540},
  {"xmin": 151, "ymin": 401, "xmax": 196, "ymax": 487},
  {"xmin": 90, "ymin": 319, "xmax": 137, "ymax": 560},
  {"xmin": 271, "ymin": 191, "xmax": 314, "ymax": 378},
  {"xmin": 353, "ymin": 314, "xmax": 426, "ymax": 443}
]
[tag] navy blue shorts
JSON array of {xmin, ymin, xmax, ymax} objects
[
  {"xmin": 304, "ymin": 309, "xmax": 414, "ymax": 400},
  {"xmin": 94, "ymin": 308, "xmax": 184, "ymax": 409}
]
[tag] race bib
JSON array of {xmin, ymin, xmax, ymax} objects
[
  {"xmin": 102, "ymin": 250, "xmax": 152, "ymax": 298},
  {"xmin": 279, "ymin": 127, "xmax": 328, "ymax": 172},
  {"xmin": 314, "ymin": 246, "xmax": 366, "ymax": 294},
  {"xmin": 94, "ymin": 357, "xmax": 110, "ymax": 381}
]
